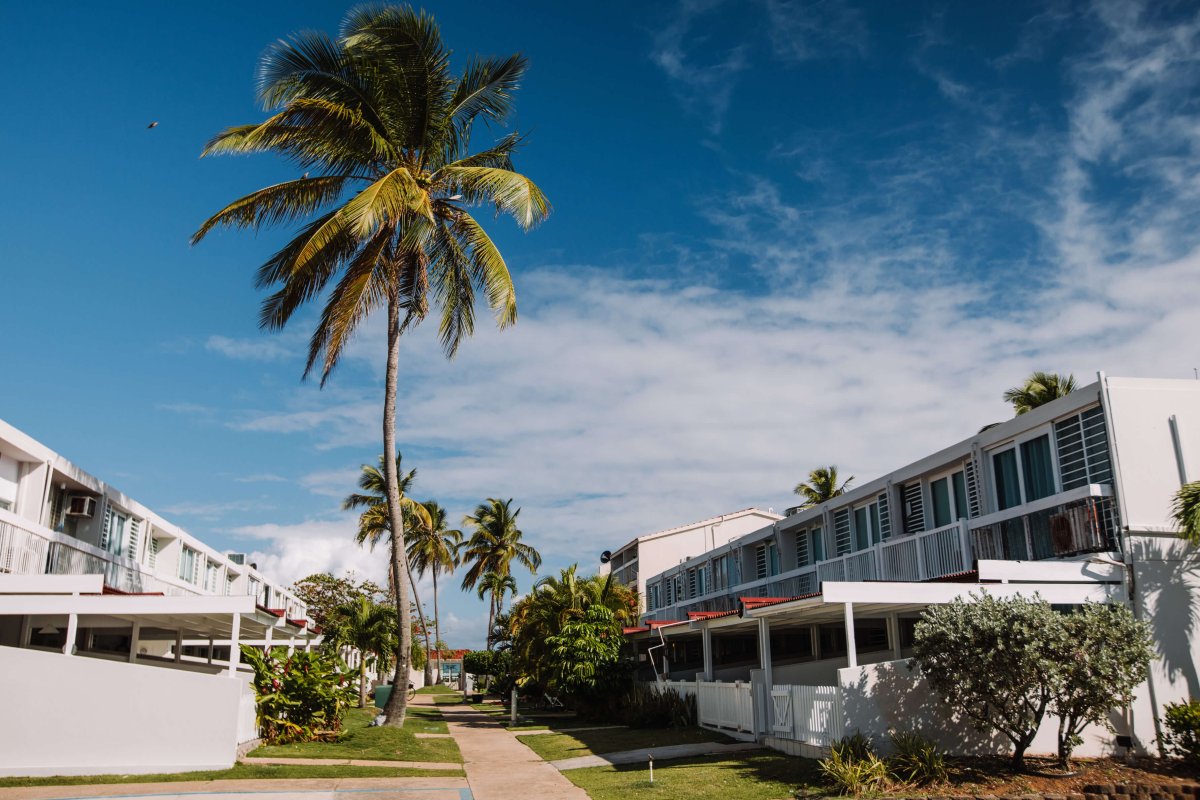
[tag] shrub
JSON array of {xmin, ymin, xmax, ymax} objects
[
  {"xmin": 831, "ymin": 730, "xmax": 875, "ymax": 761},
  {"xmin": 1163, "ymin": 698, "xmax": 1200, "ymax": 766},
  {"xmin": 888, "ymin": 731, "xmax": 948, "ymax": 785},
  {"xmin": 617, "ymin": 685, "xmax": 697, "ymax": 728},
  {"xmin": 241, "ymin": 646, "xmax": 355, "ymax": 744},
  {"xmin": 819, "ymin": 741, "xmax": 890, "ymax": 797}
]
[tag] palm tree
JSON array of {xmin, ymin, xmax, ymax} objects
[
  {"xmin": 407, "ymin": 500, "xmax": 462, "ymax": 681},
  {"xmin": 1172, "ymin": 481, "xmax": 1200, "ymax": 546},
  {"xmin": 1003, "ymin": 372, "xmax": 1078, "ymax": 415},
  {"xmin": 331, "ymin": 597, "xmax": 396, "ymax": 707},
  {"xmin": 475, "ymin": 571, "xmax": 517, "ymax": 650},
  {"xmin": 193, "ymin": 7, "xmax": 548, "ymax": 726},
  {"xmin": 343, "ymin": 454, "xmax": 436, "ymax": 687},
  {"xmin": 793, "ymin": 466, "xmax": 853, "ymax": 508},
  {"xmin": 460, "ymin": 498, "xmax": 541, "ymax": 648}
]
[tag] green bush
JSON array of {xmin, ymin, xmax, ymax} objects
[
  {"xmin": 830, "ymin": 730, "xmax": 875, "ymax": 761},
  {"xmin": 1163, "ymin": 699, "xmax": 1200, "ymax": 766},
  {"xmin": 819, "ymin": 745, "xmax": 890, "ymax": 796},
  {"xmin": 241, "ymin": 646, "xmax": 356, "ymax": 744},
  {"xmin": 888, "ymin": 731, "xmax": 948, "ymax": 785},
  {"xmin": 616, "ymin": 685, "xmax": 697, "ymax": 729}
]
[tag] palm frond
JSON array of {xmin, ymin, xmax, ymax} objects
[
  {"xmin": 437, "ymin": 166, "xmax": 550, "ymax": 230},
  {"xmin": 192, "ymin": 176, "xmax": 351, "ymax": 244}
]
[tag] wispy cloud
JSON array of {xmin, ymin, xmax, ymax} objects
[
  {"xmin": 160, "ymin": 498, "xmax": 271, "ymax": 520},
  {"xmin": 765, "ymin": 0, "xmax": 867, "ymax": 62},
  {"xmin": 235, "ymin": 473, "xmax": 288, "ymax": 483},
  {"xmin": 651, "ymin": 0, "xmax": 749, "ymax": 135},
  {"xmin": 205, "ymin": 334, "xmax": 298, "ymax": 362}
]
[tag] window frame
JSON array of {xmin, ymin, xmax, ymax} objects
[{"xmin": 988, "ymin": 426, "xmax": 1061, "ymax": 511}]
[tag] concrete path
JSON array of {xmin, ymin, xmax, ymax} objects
[
  {"xmin": 549, "ymin": 740, "xmax": 762, "ymax": 771},
  {"xmin": 239, "ymin": 757, "xmax": 461, "ymax": 771},
  {"xmin": 440, "ymin": 704, "xmax": 589, "ymax": 800},
  {"xmin": 0, "ymin": 779, "xmax": 470, "ymax": 800}
]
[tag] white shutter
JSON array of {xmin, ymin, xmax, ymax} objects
[
  {"xmin": 126, "ymin": 518, "xmax": 141, "ymax": 561},
  {"xmin": 964, "ymin": 459, "xmax": 982, "ymax": 518},
  {"xmin": 148, "ymin": 536, "xmax": 158, "ymax": 569},
  {"xmin": 902, "ymin": 483, "xmax": 925, "ymax": 535},
  {"xmin": 877, "ymin": 493, "xmax": 891, "ymax": 540},
  {"xmin": 99, "ymin": 502, "xmax": 113, "ymax": 550},
  {"xmin": 833, "ymin": 509, "xmax": 852, "ymax": 555},
  {"xmin": 795, "ymin": 530, "xmax": 810, "ymax": 567}
]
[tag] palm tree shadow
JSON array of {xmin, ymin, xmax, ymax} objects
[{"xmin": 1128, "ymin": 537, "xmax": 1200, "ymax": 699}]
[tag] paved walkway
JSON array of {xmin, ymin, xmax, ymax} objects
[
  {"xmin": 439, "ymin": 704, "xmax": 589, "ymax": 800},
  {"xmin": 0, "ymin": 779, "xmax": 470, "ymax": 800},
  {"xmin": 510, "ymin": 725, "xmax": 622, "ymax": 737},
  {"xmin": 549, "ymin": 740, "xmax": 762, "ymax": 771},
  {"xmin": 239, "ymin": 757, "xmax": 461, "ymax": 771}
]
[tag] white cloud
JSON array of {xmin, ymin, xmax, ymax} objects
[
  {"xmin": 205, "ymin": 334, "xmax": 297, "ymax": 362},
  {"xmin": 235, "ymin": 473, "xmax": 288, "ymax": 483},
  {"xmin": 765, "ymin": 0, "xmax": 867, "ymax": 62},
  {"xmin": 651, "ymin": 0, "xmax": 749, "ymax": 135},
  {"xmin": 160, "ymin": 499, "xmax": 268, "ymax": 519}
]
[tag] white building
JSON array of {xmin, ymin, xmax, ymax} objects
[
  {"xmin": 632, "ymin": 374, "xmax": 1200, "ymax": 759},
  {"xmin": 0, "ymin": 417, "xmax": 320, "ymax": 776},
  {"xmin": 599, "ymin": 508, "xmax": 783, "ymax": 613}
]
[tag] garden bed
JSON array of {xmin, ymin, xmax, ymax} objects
[{"xmin": 248, "ymin": 707, "xmax": 461, "ymax": 763}]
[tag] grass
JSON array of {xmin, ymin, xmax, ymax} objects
[
  {"xmin": 517, "ymin": 725, "xmax": 732, "ymax": 762},
  {"xmin": 248, "ymin": 707, "xmax": 461, "ymax": 763},
  {"xmin": 417, "ymin": 684, "xmax": 455, "ymax": 694},
  {"xmin": 565, "ymin": 752, "xmax": 818, "ymax": 800},
  {"xmin": 0, "ymin": 763, "xmax": 465, "ymax": 788}
]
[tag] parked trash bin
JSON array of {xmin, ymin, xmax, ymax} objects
[{"xmin": 374, "ymin": 685, "xmax": 391, "ymax": 709}]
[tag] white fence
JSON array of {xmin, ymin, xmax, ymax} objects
[{"xmin": 770, "ymin": 684, "xmax": 845, "ymax": 746}]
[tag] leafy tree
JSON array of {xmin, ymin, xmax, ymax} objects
[
  {"xmin": 240, "ymin": 646, "xmax": 355, "ymax": 744},
  {"xmin": 1046, "ymin": 603, "xmax": 1152, "ymax": 767},
  {"xmin": 1171, "ymin": 481, "xmax": 1200, "ymax": 546},
  {"xmin": 407, "ymin": 500, "xmax": 462, "ymax": 680},
  {"xmin": 292, "ymin": 572, "xmax": 386, "ymax": 631},
  {"xmin": 194, "ymin": 6, "xmax": 548, "ymax": 726},
  {"xmin": 545, "ymin": 604, "xmax": 625, "ymax": 701},
  {"xmin": 475, "ymin": 571, "xmax": 517, "ymax": 650},
  {"xmin": 793, "ymin": 465, "xmax": 853, "ymax": 508},
  {"xmin": 1003, "ymin": 371, "xmax": 1077, "ymax": 415},
  {"xmin": 460, "ymin": 498, "xmax": 541, "ymax": 647},
  {"xmin": 328, "ymin": 596, "xmax": 396, "ymax": 707},
  {"xmin": 344, "ymin": 453, "xmax": 436, "ymax": 685},
  {"xmin": 911, "ymin": 594, "xmax": 1060, "ymax": 769}
]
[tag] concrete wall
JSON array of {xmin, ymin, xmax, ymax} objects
[
  {"xmin": 839, "ymin": 658, "xmax": 1120, "ymax": 758},
  {"xmin": 0, "ymin": 645, "xmax": 241, "ymax": 776}
]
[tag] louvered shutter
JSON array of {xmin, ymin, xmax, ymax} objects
[
  {"xmin": 795, "ymin": 530, "xmax": 810, "ymax": 567},
  {"xmin": 877, "ymin": 493, "xmax": 891, "ymax": 540},
  {"xmin": 126, "ymin": 518, "xmax": 141, "ymax": 560},
  {"xmin": 964, "ymin": 459, "xmax": 982, "ymax": 518},
  {"xmin": 902, "ymin": 483, "xmax": 925, "ymax": 535},
  {"xmin": 148, "ymin": 536, "xmax": 158, "ymax": 569},
  {"xmin": 755, "ymin": 544, "xmax": 768, "ymax": 579},
  {"xmin": 833, "ymin": 509, "xmax": 852, "ymax": 555},
  {"xmin": 99, "ymin": 502, "xmax": 113, "ymax": 550}
]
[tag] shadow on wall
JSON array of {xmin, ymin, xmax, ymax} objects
[
  {"xmin": 839, "ymin": 660, "xmax": 1008, "ymax": 756},
  {"xmin": 1129, "ymin": 536, "xmax": 1200, "ymax": 700}
]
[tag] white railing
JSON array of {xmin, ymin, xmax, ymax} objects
[
  {"xmin": 697, "ymin": 680, "xmax": 754, "ymax": 732},
  {"xmin": 0, "ymin": 515, "xmax": 50, "ymax": 574},
  {"xmin": 771, "ymin": 684, "xmax": 844, "ymax": 746},
  {"xmin": 878, "ymin": 535, "xmax": 920, "ymax": 581},
  {"xmin": 919, "ymin": 521, "xmax": 971, "ymax": 578},
  {"xmin": 658, "ymin": 679, "xmax": 697, "ymax": 698}
]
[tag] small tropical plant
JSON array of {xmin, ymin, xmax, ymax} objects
[
  {"xmin": 327, "ymin": 596, "xmax": 396, "ymax": 707},
  {"xmin": 1171, "ymin": 481, "xmax": 1200, "ymax": 546},
  {"xmin": 887, "ymin": 731, "xmax": 947, "ymax": 785},
  {"xmin": 240, "ymin": 646, "xmax": 355, "ymax": 744},
  {"xmin": 1162, "ymin": 698, "xmax": 1200, "ymax": 766},
  {"xmin": 820, "ymin": 734, "xmax": 890, "ymax": 797}
]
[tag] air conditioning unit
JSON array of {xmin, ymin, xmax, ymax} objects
[
  {"xmin": 227, "ymin": 553, "xmax": 246, "ymax": 565},
  {"xmin": 66, "ymin": 495, "xmax": 97, "ymax": 518}
]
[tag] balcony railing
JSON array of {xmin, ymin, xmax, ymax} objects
[{"xmin": 971, "ymin": 493, "xmax": 1118, "ymax": 562}]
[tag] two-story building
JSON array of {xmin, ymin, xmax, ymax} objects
[{"xmin": 631, "ymin": 374, "xmax": 1200, "ymax": 758}]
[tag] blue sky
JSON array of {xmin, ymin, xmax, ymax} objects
[{"xmin": 2, "ymin": 1, "xmax": 1199, "ymax": 648}]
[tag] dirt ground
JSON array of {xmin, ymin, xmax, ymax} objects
[{"xmin": 909, "ymin": 756, "xmax": 1195, "ymax": 796}]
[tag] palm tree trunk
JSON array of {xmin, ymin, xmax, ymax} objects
[
  {"xmin": 403, "ymin": 559, "xmax": 435, "ymax": 688},
  {"xmin": 432, "ymin": 570, "xmax": 441, "ymax": 684},
  {"xmin": 381, "ymin": 294, "xmax": 412, "ymax": 728},
  {"xmin": 485, "ymin": 592, "xmax": 495, "ymax": 652},
  {"xmin": 359, "ymin": 653, "xmax": 367, "ymax": 709}
]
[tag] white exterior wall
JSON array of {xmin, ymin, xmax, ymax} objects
[
  {"xmin": 0, "ymin": 645, "xmax": 242, "ymax": 776},
  {"xmin": 839, "ymin": 659, "xmax": 1118, "ymax": 758}
]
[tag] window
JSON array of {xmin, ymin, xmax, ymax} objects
[
  {"xmin": 648, "ymin": 584, "xmax": 660, "ymax": 611},
  {"xmin": 695, "ymin": 565, "xmax": 707, "ymax": 597},
  {"xmin": 755, "ymin": 541, "xmax": 779, "ymax": 579},
  {"xmin": 993, "ymin": 433, "xmax": 1058, "ymax": 510},
  {"xmin": 809, "ymin": 527, "xmax": 824, "ymax": 562},
  {"xmin": 853, "ymin": 500, "xmax": 885, "ymax": 550},
  {"xmin": 179, "ymin": 546, "xmax": 197, "ymax": 583},
  {"xmin": 712, "ymin": 555, "xmax": 728, "ymax": 590},
  {"xmin": 930, "ymin": 470, "xmax": 968, "ymax": 527},
  {"xmin": 1021, "ymin": 434, "xmax": 1055, "ymax": 502},
  {"xmin": 105, "ymin": 510, "xmax": 128, "ymax": 555},
  {"xmin": 205, "ymin": 561, "xmax": 221, "ymax": 593}
]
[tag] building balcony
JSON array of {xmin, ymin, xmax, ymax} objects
[{"xmin": 643, "ymin": 484, "xmax": 1115, "ymax": 622}]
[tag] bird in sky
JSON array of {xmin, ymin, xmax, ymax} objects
[{"xmin": 147, "ymin": 122, "xmax": 158, "ymax": 129}]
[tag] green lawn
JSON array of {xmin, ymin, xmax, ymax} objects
[
  {"xmin": 417, "ymin": 684, "xmax": 455, "ymax": 694},
  {"xmin": 248, "ymin": 707, "xmax": 461, "ymax": 763},
  {"xmin": 0, "ymin": 763, "xmax": 464, "ymax": 788},
  {"xmin": 517, "ymin": 726, "xmax": 732, "ymax": 762},
  {"xmin": 564, "ymin": 752, "xmax": 819, "ymax": 800}
]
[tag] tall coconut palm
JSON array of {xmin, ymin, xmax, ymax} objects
[
  {"xmin": 407, "ymin": 500, "xmax": 462, "ymax": 681},
  {"xmin": 460, "ymin": 498, "xmax": 540, "ymax": 648},
  {"xmin": 1172, "ymin": 481, "xmax": 1200, "ymax": 546},
  {"xmin": 1003, "ymin": 372, "xmax": 1078, "ymax": 415},
  {"xmin": 193, "ymin": 7, "xmax": 548, "ymax": 725},
  {"xmin": 331, "ymin": 596, "xmax": 396, "ymax": 707},
  {"xmin": 475, "ymin": 571, "xmax": 517, "ymax": 650},
  {"xmin": 793, "ymin": 465, "xmax": 853, "ymax": 508},
  {"xmin": 345, "ymin": 454, "xmax": 438, "ymax": 685}
]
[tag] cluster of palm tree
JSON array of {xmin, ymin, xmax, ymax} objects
[
  {"xmin": 793, "ymin": 465, "xmax": 853, "ymax": 508},
  {"xmin": 193, "ymin": 6, "xmax": 548, "ymax": 727},
  {"xmin": 505, "ymin": 565, "xmax": 638, "ymax": 695},
  {"xmin": 460, "ymin": 498, "xmax": 541, "ymax": 649}
]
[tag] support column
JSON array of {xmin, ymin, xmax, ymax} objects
[
  {"xmin": 701, "ymin": 626, "xmax": 714, "ymax": 681},
  {"xmin": 227, "ymin": 613, "xmax": 241, "ymax": 677},
  {"xmin": 129, "ymin": 620, "xmax": 141, "ymax": 663},
  {"xmin": 888, "ymin": 613, "xmax": 901, "ymax": 660},
  {"xmin": 264, "ymin": 624, "xmax": 273, "ymax": 653},
  {"xmin": 289, "ymin": 636, "xmax": 296, "ymax": 655},
  {"xmin": 844, "ymin": 603, "xmax": 858, "ymax": 668},
  {"xmin": 175, "ymin": 629, "xmax": 182, "ymax": 662},
  {"xmin": 207, "ymin": 637, "xmax": 215, "ymax": 664},
  {"xmin": 63, "ymin": 614, "xmax": 78, "ymax": 656},
  {"xmin": 757, "ymin": 617, "xmax": 773, "ymax": 689}
]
